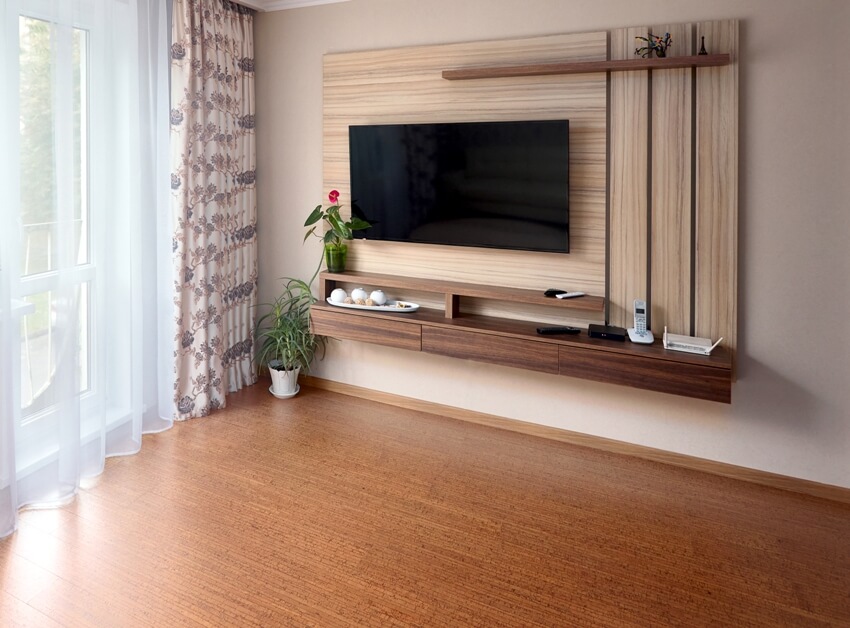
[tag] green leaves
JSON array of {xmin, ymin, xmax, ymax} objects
[
  {"xmin": 254, "ymin": 276, "xmax": 326, "ymax": 372},
  {"xmin": 324, "ymin": 206, "xmax": 352, "ymax": 241},
  {"xmin": 303, "ymin": 193, "xmax": 371, "ymax": 248},
  {"xmin": 304, "ymin": 205, "xmax": 323, "ymax": 227},
  {"xmin": 348, "ymin": 216, "xmax": 371, "ymax": 231}
]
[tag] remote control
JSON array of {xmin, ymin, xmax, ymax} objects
[
  {"xmin": 536, "ymin": 326, "xmax": 582, "ymax": 335},
  {"xmin": 544, "ymin": 288, "xmax": 567, "ymax": 297},
  {"xmin": 555, "ymin": 291, "xmax": 585, "ymax": 299}
]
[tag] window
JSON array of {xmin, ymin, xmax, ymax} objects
[
  {"xmin": 2, "ymin": 0, "xmax": 172, "ymax": 525},
  {"xmin": 8, "ymin": 2, "xmax": 104, "ymax": 459},
  {"xmin": 18, "ymin": 17, "xmax": 92, "ymax": 418}
]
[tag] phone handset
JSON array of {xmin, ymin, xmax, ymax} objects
[{"xmin": 627, "ymin": 299, "xmax": 655, "ymax": 344}]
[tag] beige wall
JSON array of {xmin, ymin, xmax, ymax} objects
[{"xmin": 255, "ymin": 0, "xmax": 850, "ymax": 488}]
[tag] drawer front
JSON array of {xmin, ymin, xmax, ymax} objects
[
  {"xmin": 422, "ymin": 327, "xmax": 559, "ymax": 375},
  {"xmin": 558, "ymin": 345, "xmax": 731, "ymax": 403},
  {"xmin": 311, "ymin": 308, "xmax": 421, "ymax": 351}
]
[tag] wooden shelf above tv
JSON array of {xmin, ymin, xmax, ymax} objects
[
  {"xmin": 442, "ymin": 53, "xmax": 731, "ymax": 81},
  {"xmin": 313, "ymin": 271, "xmax": 732, "ymax": 403}
]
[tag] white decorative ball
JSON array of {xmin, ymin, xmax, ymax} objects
[
  {"xmin": 369, "ymin": 290, "xmax": 387, "ymax": 306},
  {"xmin": 330, "ymin": 288, "xmax": 348, "ymax": 303},
  {"xmin": 351, "ymin": 287, "xmax": 368, "ymax": 302}
]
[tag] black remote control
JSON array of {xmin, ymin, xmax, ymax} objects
[
  {"xmin": 544, "ymin": 288, "xmax": 567, "ymax": 297},
  {"xmin": 536, "ymin": 326, "xmax": 582, "ymax": 335}
]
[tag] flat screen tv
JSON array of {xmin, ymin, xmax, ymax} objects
[{"xmin": 349, "ymin": 119, "xmax": 570, "ymax": 253}]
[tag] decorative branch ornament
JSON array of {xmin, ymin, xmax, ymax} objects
[{"xmin": 634, "ymin": 32, "xmax": 672, "ymax": 58}]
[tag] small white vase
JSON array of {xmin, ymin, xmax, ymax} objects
[{"xmin": 269, "ymin": 364, "xmax": 301, "ymax": 397}]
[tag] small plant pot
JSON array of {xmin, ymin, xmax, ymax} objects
[
  {"xmin": 269, "ymin": 362, "xmax": 301, "ymax": 398},
  {"xmin": 324, "ymin": 243, "xmax": 348, "ymax": 273}
]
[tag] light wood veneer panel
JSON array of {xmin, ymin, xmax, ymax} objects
[
  {"xmin": 311, "ymin": 307, "xmax": 421, "ymax": 351},
  {"xmin": 695, "ymin": 21, "xmax": 738, "ymax": 355},
  {"xmin": 608, "ymin": 26, "xmax": 649, "ymax": 327},
  {"xmin": 422, "ymin": 327, "xmax": 559, "ymax": 375},
  {"xmin": 651, "ymin": 23, "xmax": 693, "ymax": 335},
  {"xmin": 323, "ymin": 33, "xmax": 608, "ymax": 309},
  {"xmin": 608, "ymin": 20, "xmax": 737, "ymax": 357}
]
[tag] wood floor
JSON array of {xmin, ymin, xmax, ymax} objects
[{"xmin": 2, "ymin": 384, "xmax": 849, "ymax": 627}]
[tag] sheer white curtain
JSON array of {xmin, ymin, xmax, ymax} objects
[{"xmin": 0, "ymin": 0, "xmax": 173, "ymax": 538}]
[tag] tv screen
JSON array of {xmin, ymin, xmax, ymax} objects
[{"xmin": 349, "ymin": 120, "xmax": 569, "ymax": 253}]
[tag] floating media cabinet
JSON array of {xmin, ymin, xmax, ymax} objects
[{"xmin": 311, "ymin": 271, "xmax": 732, "ymax": 403}]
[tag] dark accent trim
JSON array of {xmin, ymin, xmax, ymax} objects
[
  {"xmin": 688, "ymin": 24, "xmax": 698, "ymax": 336},
  {"xmin": 604, "ymin": 68, "xmax": 612, "ymax": 325},
  {"xmin": 646, "ymin": 69, "xmax": 653, "ymax": 329},
  {"xmin": 603, "ymin": 30, "xmax": 612, "ymax": 325},
  {"xmin": 689, "ymin": 68, "xmax": 698, "ymax": 336}
]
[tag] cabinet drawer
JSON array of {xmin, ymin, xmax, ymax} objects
[
  {"xmin": 558, "ymin": 345, "xmax": 730, "ymax": 403},
  {"xmin": 311, "ymin": 308, "xmax": 421, "ymax": 351},
  {"xmin": 422, "ymin": 327, "xmax": 559, "ymax": 375}
]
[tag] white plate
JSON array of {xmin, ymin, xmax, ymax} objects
[
  {"xmin": 269, "ymin": 384, "xmax": 300, "ymax": 399},
  {"xmin": 326, "ymin": 298, "xmax": 419, "ymax": 313}
]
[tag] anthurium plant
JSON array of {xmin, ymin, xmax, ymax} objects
[{"xmin": 303, "ymin": 189, "xmax": 371, "ymax": 248}]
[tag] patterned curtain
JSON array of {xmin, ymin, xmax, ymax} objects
[{"xmin": 170, "ymin": 0, "xmax": 257, "ymax": 419}]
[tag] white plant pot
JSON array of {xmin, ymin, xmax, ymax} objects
[{"xmin": 269, "ymin": 363, "xmax": 301, "ymax": 398}]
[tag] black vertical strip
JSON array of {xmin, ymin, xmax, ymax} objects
[
  {"xmin": 646, "ymin": 70, "xmax": 653, "ymax": 330},
  {"xmin": 689, "ymin": 57, "xmax": 698, "ymax": 336},
  {"xmin": 604, "ymin": 32, "xmax": 612, "ymax": 325}
]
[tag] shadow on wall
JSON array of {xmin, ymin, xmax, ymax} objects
[{"xmin": 734, "ymin": 355, "xmax": 821, "ymax": 433}]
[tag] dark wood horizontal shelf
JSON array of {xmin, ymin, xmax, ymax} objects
[
  {"xmin": 312, "ymin": 303, "xmax": 731, "ymax": 370},
  {"xmin": 312, "ymin": 269, "xmax": 731, "ymax": 403},
  {"xmin": 320, "ymin": 271, "xmax": 605, "ymax": 314},
  {"xmin": 442, "ymin": 53, "xmax": 731, "ymax": 81},
  {"xmin": 311, "ymin": 303, "xmax": 732, "ymax": 403}
]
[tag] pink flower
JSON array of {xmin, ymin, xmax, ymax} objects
[{"xmin": 328, "ymin": 190, "xmax": 340, "ymax": 204}]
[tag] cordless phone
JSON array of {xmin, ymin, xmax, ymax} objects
[
  {"xmin": 634, "ymin": 300, "xmax": 647, "ymax": 334},
  {"xmin": 627, "ymin": 299, "xmax": 654, "ymax": 344}
]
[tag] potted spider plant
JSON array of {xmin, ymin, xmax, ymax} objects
[
  {"xmin": 304, "ymin": 189, "xmax": 371, "ymax": 272},
  {"xmin": 255, "ymin": 277, "xmax": 325, "ymax": 398}
]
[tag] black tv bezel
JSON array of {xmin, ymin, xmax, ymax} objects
[{"xmin": 348, "ymin": 119, "xmax": 570, "ymax": 255}]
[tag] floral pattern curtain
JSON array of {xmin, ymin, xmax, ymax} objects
[{"xmin": 170, "ymin": 0, "xmax": 257, "ymax": 419}]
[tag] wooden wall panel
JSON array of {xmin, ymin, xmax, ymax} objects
[
  {"xmin": 650, "ymin": 23, "xmax": 693, "ymax": 335},
  {"xmin": 608, "ymin": 26, "xmax": 649, "ymax": 328},
  {"xmin": 695, "ymin": 21, "xmax": 738, "ymax": 356},
  {"xmin": 608, "ymin": 20, "xmax": 736, "ymax": 358},
  {"xmin": 323, "ymin": 21, "xmax": 738, "ymax": 365},
  {"xmin": 323, "ymin": 33, "xmax": 608, "ymax": 322}
]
